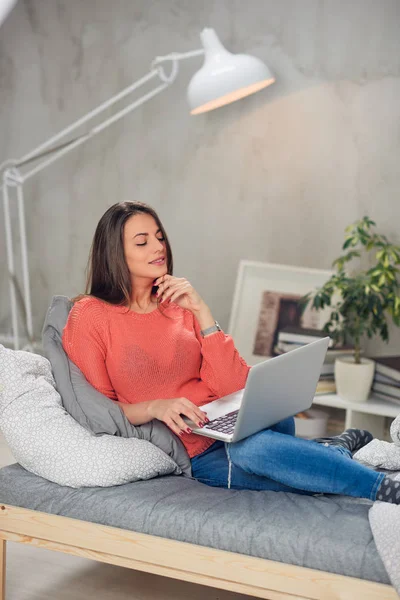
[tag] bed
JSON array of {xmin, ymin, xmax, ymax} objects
[{"xmin": 0, "ymin": 463, "xmax": 397, "ymax": 600}]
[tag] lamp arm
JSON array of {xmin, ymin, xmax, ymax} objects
[
  {"xmin": 20, "ymin": 78, "xmax": 168, "ymax": 183},
  {"xmin": 0, "ymin": 47, "xmax": 204, "ymax": 185},
  {"xmin": 151, "ymin": 49, "xmax": 205, "ymax": 81}
]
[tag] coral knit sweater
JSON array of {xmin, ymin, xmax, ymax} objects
[{"xmin": 62, "ymin": 296, "xmax": 251, "ymax": 458}]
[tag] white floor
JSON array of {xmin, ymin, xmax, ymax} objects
[{"xmin": 0, "ymin": 433, "xmax": 253, "ymax": 600}]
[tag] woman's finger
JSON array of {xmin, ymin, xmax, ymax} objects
[
  {"xmin": 181, "ymin": 397, "xmax": 208, "ymax": 418},
  {"xmin": 180, "ymin": 400, "xmax": 209, "ymax": 424},
  {"xmin": 169, "ymin": 284, "xmax": 192, "ymax": 304},
  {"xmin": 193, "ymin": 406, "xmax": 208, "ymax": 422},
  {"xmin": 155, "ymin": 274, "xmax": 172, "ymax": 286},
  {"xmin": 186, "ymin": 409, "xmax": 208, "ymax": 427},
  {"xmin": 165, "ymin": 416, "xmax": 186, "ymax": 437},
  {"xmin": 158, "ymin": 279, "xmax": 182, "ymax": 296},
  {"xmin": 171, "ymin": 413, "xmax": 193, "ymax": 435},
  {"xmin": 161, "ymin": 282, "xmax": 189, "ymax": 303},
  {"xmin": 156, "ymin": 275, "xmax": 182, "ymax": 295}
]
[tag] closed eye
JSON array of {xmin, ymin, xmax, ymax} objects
[{"xmin": 136, "ymin": 236, "xmax": 165, "ymax": 247}]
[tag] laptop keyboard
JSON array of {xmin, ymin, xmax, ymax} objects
[{"xmin": 203, "ymin": 410, "xmax": 239, "ymax": 435}]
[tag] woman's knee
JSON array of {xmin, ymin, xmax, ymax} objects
[
  {"xmin": 270, "ymin": 416, "xmax": 295, "ymax": 436},
  {"xmin": 229, "ymin": 428, "xmax": 288, "ymax": 466}
]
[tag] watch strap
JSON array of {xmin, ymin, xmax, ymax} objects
[{"xmin": 200, "ymin": 321, "xmax": 222, "ymax": 338}]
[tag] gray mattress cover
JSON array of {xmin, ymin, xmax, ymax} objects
[{"xmin": 0, "ymin": 464, "xmax": 389, "ymax": 584}]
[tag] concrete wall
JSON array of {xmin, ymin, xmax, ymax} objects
[{"xmin": 1, "ymin": 0, "xmax": 400, "ymax": 355}]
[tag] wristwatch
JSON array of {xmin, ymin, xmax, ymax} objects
[{"xmin": 200, "ymin": 321, "xmax": 222, "ymax": 338}]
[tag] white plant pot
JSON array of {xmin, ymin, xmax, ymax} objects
[{"xmin": 334, "ymin": 357, "xmax": 375, "ymax": 403}]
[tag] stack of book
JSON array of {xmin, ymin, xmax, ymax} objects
[
  {"xmin": 275, "ymin": 326, "xmax": 355, "ymax": 395},
  {"xmin": 277, "ymin": 327, "xmax": 334, "ymax": 351},
  {"xmin": 371, "ymin": 356, "xmax": 400, "ymax": 405}
]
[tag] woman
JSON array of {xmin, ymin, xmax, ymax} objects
[{"xmin": 63, "ymin": 202, "xmax": 397, "ymax": 503}]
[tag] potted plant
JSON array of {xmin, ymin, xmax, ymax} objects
[{"xmin": 303, "ymin": 216, "xmax": 400, "ymax": 402}]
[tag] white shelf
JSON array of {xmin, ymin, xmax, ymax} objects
[
  {"xmin": 313, "ymin": 393, "xmax": 400, "ymax": 418},
  {"xmin": 312, "ymin": 393, "xmax": 399, "ymax": 439}
]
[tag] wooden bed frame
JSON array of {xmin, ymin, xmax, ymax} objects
[{"xmin": 0, "ymin": 504, "xmax": 397, "ymax": 600}]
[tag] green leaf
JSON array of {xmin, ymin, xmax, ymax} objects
[
  {"xmin": 312, "ymin": 216, "xmax": 400, "ymax": 349},
  {"xmin": 343, "ymin": 238, "xmax": 354, "ymax": 250}
]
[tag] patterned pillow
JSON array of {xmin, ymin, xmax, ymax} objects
[{"xmin": 0, "ymin": 345, "xmax": 180, "ymax": 487}]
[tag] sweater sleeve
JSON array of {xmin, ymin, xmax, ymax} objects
[
  {"xmin": 192, "ymin": 314, "xmax": 251, "ymax": 398},
  {"xmin": 62, "ymin": 298, "xmax": 117, "ymax": 400}
]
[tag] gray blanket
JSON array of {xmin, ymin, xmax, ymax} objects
[{"xmin": 0, "ymin": 463, "xmax": 391, "ymax": 585}]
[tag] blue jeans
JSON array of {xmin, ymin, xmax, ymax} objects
[{"xmin": 191, "ymin": 417, "xmax": 384, "ymax": 500}]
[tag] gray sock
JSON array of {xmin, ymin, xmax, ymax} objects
[
  {"xmin": 314, "ymin": 428, "xmax": 373, "ymax": 454},
  {"xmin": 376, "ymin": 476, "xmax": 400, "ymax": 504}
]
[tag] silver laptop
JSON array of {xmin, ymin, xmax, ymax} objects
[{"xmin": 185, "ymin": 337, "xmax": 330, "ymax": 443}]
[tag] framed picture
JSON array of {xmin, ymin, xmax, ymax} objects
[{"xmin": 228, "ymin": 261, "xmax": 333, "ymax": 365}]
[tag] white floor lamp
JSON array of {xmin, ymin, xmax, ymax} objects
[{"xmin": 0, "ymin": 27, "xmax": 275, "ymax": 351}]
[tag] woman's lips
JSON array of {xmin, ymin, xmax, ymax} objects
[{"xmin": 150, "ymin": 257, "xmax": 165, "ymax": 265}]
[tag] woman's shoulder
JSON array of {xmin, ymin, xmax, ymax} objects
[
  {"xmin": 68, "ymin": 295, "xmax": 109, "ymax": 324},
  {"xmin": 63, "ymin": 296, "xmax": 112, "ymax": 350},
  {"xmin": 71, "ymin": 294, "xmax": 106, "ymax": 310}
]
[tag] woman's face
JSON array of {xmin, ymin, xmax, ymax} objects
[{"xmin": 123, "ymin": 213, "xmax": 167, "ymax": 282}]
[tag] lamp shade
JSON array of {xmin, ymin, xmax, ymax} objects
[
  {"xmin": 187, "ymin": 28, "xmax": 275, "ymax": 115},
  {"xmin": 0, "ymin": 0, "xmax": 17, "ymax": 27}
]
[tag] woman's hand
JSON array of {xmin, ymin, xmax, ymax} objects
[
  {"xmin": 154, "ymin": 275, "xmax": 205, "ymax": 314},
  {"xmin": 148, "ymin": 397, "xmax": 209, "ymax": 437}
]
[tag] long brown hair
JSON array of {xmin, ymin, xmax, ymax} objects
[{"xmin": 74, "ymin": 202, "xmax": 173, "ymax": 307}]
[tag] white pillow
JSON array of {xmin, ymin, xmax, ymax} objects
[{"xmin": 0, "ymin": 345, "xmax": 180, "ymax": 488}]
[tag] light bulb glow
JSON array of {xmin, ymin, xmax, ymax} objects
[{"xmin": 191, "ymin": 78, "xmax": 275, "ymax": 115}]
